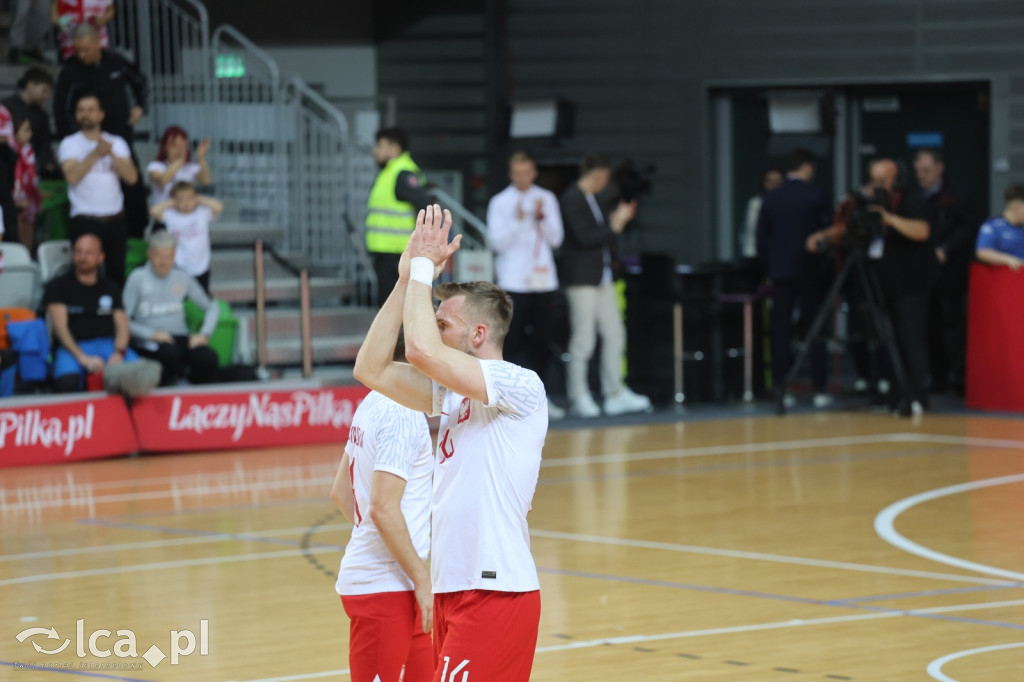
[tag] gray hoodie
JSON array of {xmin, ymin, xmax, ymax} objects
[{"xmin": 123, "ymin": 263, "xmax": 220, "ymax": 340}]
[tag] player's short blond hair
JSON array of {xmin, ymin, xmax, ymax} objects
[{"xmin": 433, "ymin": 281, "xmax": 514, "ymax": 349}]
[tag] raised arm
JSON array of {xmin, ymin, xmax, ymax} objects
[
  {"xmin": 403, "ymin": 205, "xmax": 488, "ymax": 403},
  {"xmin": 352, "ymin": 249, "xmax": 433, "ymax": 412},
  {"xmin": 196, "ymin": 195, "xmax": 224, "ymax": 218},
  {"xmin": 60, "ymin": 141, "xmax": 107, "ymax": 186},
  {"xmin": 111, "ymin": 143, "xmax": 138, "ymax": 185},
  {"xmin": 195, "ymin": 139, "xmax": 212, "ymax": 185},
  {"xmin": 149, "ymin": 199, "xmax": 173, "ymax": 221}
]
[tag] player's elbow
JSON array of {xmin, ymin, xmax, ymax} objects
[{"xmin": 367, "ymin": 503, "xmax": 397, "ymax": 528}]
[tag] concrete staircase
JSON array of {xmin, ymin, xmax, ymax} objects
[{"xmin": 208, "ymin": 208, "xmax": 374, "ymax": 371}]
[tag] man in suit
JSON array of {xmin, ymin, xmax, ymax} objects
[
  {"xmin": 559, "ymin": 153, "xmax": 651, "ymax": 418},
  {"xmin": 756, "ymin": 148, "xmax": 833, "ymax": 407}
]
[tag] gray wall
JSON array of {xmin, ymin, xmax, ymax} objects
[{"xmin": 506, "ymin": 0, "xmax": 1024, "ymax": 264}]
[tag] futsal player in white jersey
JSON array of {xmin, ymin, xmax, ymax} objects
[
  {"xmin": 331, "ymin": 334, "xmax": 435, "ymax": 682},
  {"xmin": 354, "ymin": 205, "xmax": 547, "ymax": 682}
]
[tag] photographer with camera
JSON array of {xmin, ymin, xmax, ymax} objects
[
  {"xmin": 808, "ymin": 159, "xmax": 932, "ymax": 414},
  {"xmin": 756, "ymin": 148, "xmax": 832, "ymax": 408}
]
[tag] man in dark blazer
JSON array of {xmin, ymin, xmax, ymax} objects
[
  {"xmin": 756, "ymin": 148, "xmax": 833, "ymax": 407},
  {"xmin": 559, "ymin": 153, "xmax": 651, "ymax": 418}
]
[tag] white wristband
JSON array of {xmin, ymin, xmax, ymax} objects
[{"xmin": 409, "ymin": 257, "xmax": 434, "ymax": 286}]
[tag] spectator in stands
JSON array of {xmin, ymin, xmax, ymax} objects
[
  {"xmin": 2, "ymin": 67, "xmax": 58, "ymax": 178},
  {"xmin": 915, "ymin": 148, "xmax": 975, "ymax": 395},
  {"xmin": 123, "ymin": 231, "xmax": 220, "ymax": 386},
  {"xmin": 11, "ymin": 114, "xmax": 43, "ymax": 249},
  {"xmin": 149, "ymin": 181, "xmax": 223, "ymax": 294},
  {"xmin": 366, "ymin": 127, "xmax": 432, "ymax": 307},
  {"xmin": 44, "ymin": 232, "xmax": 140, "ymax": 393},
  {"xmin": 53, "ymin": 23, "xmax": 147, "ymax": 144},
  {"xmin": 52, "ymin": 0, "xmax": 114, "ymax": 63},
  {"xmin": 757, "ymin": 148, "xmax": 833, "ymax": 408},
  {"xmin": 8, "ymin": 0, "xmax": 51, "ymax": 64},
  {"xmin": 0, "ymin": 106, "xmax": 19, "ymax": 241},
  {"xmin": 487, "ymin": 150, "xmax": 566, "ymax": 419},
  {"xmin": 58, "ymin": 92, "xmax": 138, "ymax": 285},
  {"xmin": 559, "ymin": 153, "xmax": 651, "ymax": 418},
  {"xmin": 742, "ymin": 167, "xmax": 785, "ymax": 258},
  {"xmin": 148, "ymin": 126, "xmax": 212, "ymax": 206},
  {"xmin": 976, "ymin": 184, "xmax": 1024, "ymax": 271}
]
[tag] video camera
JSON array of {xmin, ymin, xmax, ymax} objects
[
  {"xmin": 842, "ymin": 186, "xmax": 891, "ymax": 249},
  {"xmin": 610, "ymin": 160, "xmax": 655, "ymax": 204}
]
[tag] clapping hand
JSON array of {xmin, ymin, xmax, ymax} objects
[
  {"xmin": 408, "ymin": 204, "xmax": 462, "ymax": 279},
  {"xmin": 94, "ymin": 138, "xmax": 113, "ymax": 157}
]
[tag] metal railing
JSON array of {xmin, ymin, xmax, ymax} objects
[
  {"xmin": 253, "ymin": 241, "xmax": 313, "ymax": 377},
  {"xmin": 108, "ymin": 0, "xmax": 212, "ymax": 138}
]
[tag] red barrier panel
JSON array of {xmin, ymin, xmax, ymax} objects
[
  {"xmin": 0, "ymin": 395, "xmax": 139, "ymax": 467},
  {"xmin": 966, "ymin": 263, "xmax": 1024, "ymax": 412},
  {"xmin": 130, "ymin": 385, "xmax": 369, "ymax": 452}
]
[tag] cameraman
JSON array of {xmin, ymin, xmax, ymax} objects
[{"xmin": 809, "ymin": 159, "xmax": 932, "ymax": 414}]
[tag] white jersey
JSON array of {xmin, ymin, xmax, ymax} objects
[
  {"xmin": 430, "ymin": 359, "xmax": 547, "ymax": 593},
  {"xmin": 336, "ymin": 391, "xmax": 433, "ymax": 596}
]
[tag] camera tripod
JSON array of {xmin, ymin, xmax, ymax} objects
[{"xmin": 776, "ymin": 245, "xmax": 912, "ymax": 416}]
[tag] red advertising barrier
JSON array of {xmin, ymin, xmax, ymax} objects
[
  {"xmin": 130, "ymin": 385, "xmax": 370, "ymax": 452},
  {"xmin": 966, "ymin": 263, "xmax": 1024, "ymax": 412},
  {"xmin": 0, "ymin": 395, "xmax": 139, "ymax": 467}
]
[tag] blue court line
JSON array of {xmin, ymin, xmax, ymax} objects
[
  {"xmin": 536, "ymin": 566, "xmax": 1024, "ymax": 633},
  {"xmin": 830, "ymin": 583, "xmax": 1024, "ymax": 604},
  {"xmin": 77, "ymin": 518, "xmax": 343, "ymax": 551},
  {"xmin": 0, "ymin": 661, "xmax": 151, "ymax": 681}
]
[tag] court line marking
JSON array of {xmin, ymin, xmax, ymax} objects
[
  {"xmin": 0, "ymin": 547, "xmax": 341, "ymax": 587},
  {"xmin": 926, "ymin": 641, "xmax": 1024, "ymax": 681},
  {"xmin": 238, "ymin": 599, "xmax": 1024, "ymax": 681},
  {"xmin": 0, "ymin": 660, "xmax": 151, "ymax": 681},
  {"xmin": 531, "ymin": 529, "xmax": 1017, "ymax": 586},
  {"xmin": 874, "ymin": 473, "xmax": 1024, "ymax": 582},
  {"xmin": 7, "ymin": 431, "xmax": 1014, "ymax": 514},
  {"xmin": 0, "ymin": 523, "xmax": 351, "ymax": 562}
]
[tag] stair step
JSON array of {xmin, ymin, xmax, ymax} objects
[
  {"xmin": 209, "ymin": 248, "xmax": 309, "ymax": 280},
  {"xmin": 210, "ymin": 276, "xmax": 355, "ymax": 304},
  {"xmin": 211, "ymin": 221, "xmax": 285, "ymax": 246},
  {"xmin": 265, "ymin": 334, "xmax": 366, "ymax": 364},
  {"xmin": 234, "ymin": 307, "xmax": 375, "ymax": 338}
]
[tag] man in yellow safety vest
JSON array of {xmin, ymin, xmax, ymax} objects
[{"xmin": 366, "ymin": 128, "xmax": 431, "ymax": 306}]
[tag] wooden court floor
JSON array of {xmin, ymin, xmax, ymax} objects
[{"xmin": 2, "ymin": 411, "xmax": 1024, "ymax": 681}]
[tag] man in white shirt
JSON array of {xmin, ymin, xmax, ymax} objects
[
  {"xmin": 354, "ymin": 205, "xmax": 546, "ymax": 682},
  {"xmin": 58, "ymin": 92, "xmax": 138, "ymax": 285},
  {"xmin": 331, "ymin": 334, "xmax": 435, "ymax": 682},
  {"xmin": 487, "ymin": 151, "xmax": 565, "ymax": 419}
]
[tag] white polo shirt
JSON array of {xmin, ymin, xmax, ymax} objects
[
  {"xmin": 58, "ymin": 131, "xmax": 130, "ymax": 218},
  {"xmin": 336, "ymin": 391, "xmax": 433, "ymax": 596},
  {"xmin": 486, "ymin": 184, "xmax": 564, "ymax": 293},
  {"xmin": 430, "ymin": 359, "xmax": 547, "ymax": 593}
]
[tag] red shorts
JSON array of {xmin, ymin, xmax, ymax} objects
[
  {"xmin": 432, "ymin": 590, "xmax": 540, "ymax": 682},
  {"xmin": 341, "ymin": 591, "xmax": 435, "ymax": 682}
]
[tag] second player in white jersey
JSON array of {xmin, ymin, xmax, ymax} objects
[
  {"xmin": 430, "ymin": 359, "xmax": 546, "ymax": 593},
  {"xmin": 335, "ymin": 390, "xmax": 433, "ymax": 595}
]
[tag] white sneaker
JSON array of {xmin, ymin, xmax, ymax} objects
[
  {"xmin": 548, "ymin": 402, "xmax": 566, "ymax": 421},
  {"xmin": 569, "ymin": 394, "xmax": 602, "ymax": 418},
  {"xmin": 911, "ymin": 400, "xmax": 925, "ymax": 416},
  {"xmin": 813, "ymin": 393, "xmax": 834, "ymax": 408},
  {"xmin": 878, "ymin": 379, "xmax": 891, "ymax": 395},
  {"xmin": 853, "ymin": 378, "xmax": 869, "ymax": 392},
  {"xmin": 603, "ymin": 388, "xmax": 652, "ymax": 416},
  {"xmin": 780, "ymin": 393, "xmax": 797, "ymax": 409}
]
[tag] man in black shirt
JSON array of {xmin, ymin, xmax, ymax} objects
[
  {"xmin": 52, "ymin": 23, "xmax": 147, "ymax": 145},
  {"xmin": 44, "ymin": 233, "xmax": 140, "ymax": 392},
  {"xmin": 1, "ymin": 67, "xmax": 57, "ymax": 178},
  {"xmin": 868, "ymin": 159, "xmax": 934, "ymax": 413},
  {"xmin": 914, "ymin": 148, "xmax": 975, "ymax": 394}
]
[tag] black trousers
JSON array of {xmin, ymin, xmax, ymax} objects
[
  {"xmin": 371, "ymin": 252, "xmax": 402, "ymax": 308},
  {"xmin": 70, "ymin": 214, "xmax": 128, "ymax": 286},
  {"xmin": 882, "ymin": 289, "xmax": 931, "ymax": 405},
  {"xmin": 505, "ymin": 291, "xmax": 559, "ymax": 390},
  {"xmin": 770, "ymin": 278, "xmax": 828, "ymax": 393},
  {"xmin": 927, "ymin": 288, "xmax": 967, "ymax": 392},
  {"xmin": 134, "ymin": 336, "xmax": 219, "ymax": 386}
]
